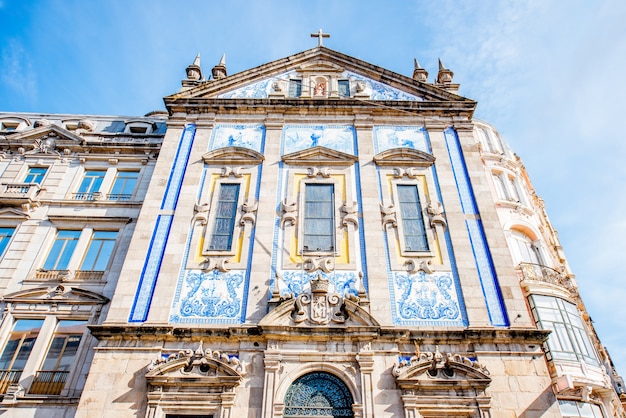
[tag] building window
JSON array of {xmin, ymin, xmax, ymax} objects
[
  {"xmin": 0, "ymin": 228, "xmax": 14, "ymax": 259},
  {"xmin": 43, "ymin": 230, "xmax": 81, "ymax": 271},
  {"xmin": 510, "ymin": 230, "xmax": 542, "ymax": 265},
  {"xmin": 529, "ymin": 295, "xmax": 599, "ymax": 366},
  {"xmin": 492, "ymin": 172, "xmax": 510, "ymax": 201},
  {"xmin": 75, "ymin": 170, "xmax": 105, "ymax": 200},
  {"xmin": 24, "ymin": 167, "xmax": 47, "ymax": 184},
  {"xmin": 338, "ymin": 80, "xmax": 350, "ymax": 98},
  {"xmin": 30, "ymin": 320, "xmax": 86, "ymax": 395},
  {"xmin": 108, "ymin": 170, "xmax": 139, "ymax": 201},
  {"xmin": 79, "ymin": 231, "xmax": 118, "ymax": 271},
  {"xmin": 0, "ymin": 319, "xmax": 43, "ymax": 392},
  {"xmin": 559, "ymin": 400, "xmax": 604, "ymax": 417},
  {"xmin": 208, "ymin": 184, "xmax": 240, "ymax": 251},
  {"xmin": 397, "ymin": 184, "xmax": 428, "ymax": 252},
  {"xmin": 303, "ymin": 183, "xmax": 335, "ymax": 253},
  {"xmin": 289, "ymin": 79, "xmax": 302, "ymax": 98}
]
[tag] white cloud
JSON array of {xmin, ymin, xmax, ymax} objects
[{"xmin": 0, "ymin": 39, "xmax": 37, "ymax": 105}]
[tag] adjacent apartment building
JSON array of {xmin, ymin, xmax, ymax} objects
[{"xmin": 0, "ymin": 43, "xmax": 624, "ymax": 417}]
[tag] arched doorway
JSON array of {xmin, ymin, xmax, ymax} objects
[{"xmin": 283, "ymin": 371, "xmax": 355, "ymax": 417}]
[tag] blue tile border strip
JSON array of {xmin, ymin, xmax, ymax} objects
[
  {"xmin": 161, "ymin": 124, "xmax": 197, "ymax": 211},
  {"xmin": 443, "ymin": 127, "xmax": 509, "ymax": 326},
  {"xmin": 129, "ymin": 214, "xmax": 174, "ymax": 322},
  {"xmin": 130, "ymin": 124, "xmax": 197, "ymax": 322}
]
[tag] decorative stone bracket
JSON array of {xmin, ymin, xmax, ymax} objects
[
  {"xmin": 306, "ymin": 166, "xmax": 331, "ymax": 178},
  {"xmin": 281, "ymin": 198, "xmax": 298, "ymax": 228},
  {"xmin": 240, "ymin": 200, "xmax": 258, "ymax": 226},
  {"xmin": 220, "ymin": 166, "xmax": 244, "ymax": 178},
  {"xmin": 380, "ymin": 202, "xmax": 397, "ymax": 227},
  {"xmin": 341, "ymin": 201, "xmax": 359, "ymax": 227},
  {"xmin": 427, "ymin": 200, "xmax": 447, "ymax": 229},
  {"xmin": 201, "ymin": 257, "xmax": 230, "ymax": 272},
  {"xmin": 302, "ymin": 257, "xmax": 334, "ymax": 273}
]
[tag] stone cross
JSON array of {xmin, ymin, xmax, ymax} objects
[{"xmin": 310, "ymin": 29, "xmax": 330, "ymax": 46}]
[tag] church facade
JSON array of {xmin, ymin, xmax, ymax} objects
[{"xmin": 0, "ymin": 41, "xmax": 624, "ymax": 417}]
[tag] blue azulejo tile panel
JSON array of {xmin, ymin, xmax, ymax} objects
[
  {"xmin": 345, "ymin": 72, "xmax": 423, "ymax": 101},
  {"xmin": 372, "ymin": 126, "xmax": 430, "ymax": 154},
  {"xmin": 169, "ymin": 269, "xmax": 246, "ymax": 325},
  {"xmin": 129, "ymin": 214, "xmax": 174, "ymax": 322},
  {"xmin": 277, "ymin": 270, "xmax": 359, "ymax": 298},
  {"xmin": 217, "ymin": 71, "xmax": 295, "ymax": 99},
  {"xmin": 390, "ymin": 271, "xmax": 464, "ymax": 326},
  {"xmin": 282, "ymin": 125, "xmax": 356, "ymax": 156},
  {"xmin": 465, "ymin": 219, "xmax": 508, "ymax": 326},
  {"xmin": 161, "ymin": 124, "xmax": 197, "ymax": 211},
  {"xmin": 208, "ymin": 124, "xmax": 265, "ymax": 153}
]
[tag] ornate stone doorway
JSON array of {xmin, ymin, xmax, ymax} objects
[{"xmin": 283, "ymin": 371, "xmax": 355, "ymax": 417}]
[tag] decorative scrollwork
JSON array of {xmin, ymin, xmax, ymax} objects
[
  {"xmin": 292, "ymin": 275, "xmax": 348, "ymax": 325},
  {"xmin": 380, "ymin": 202, "xmax": 397, "ymax": 227},
  {"xmin": 220, "ymin": 166, "xmax": 243, "ymax": 178},
  {"xmin": 240, "ymin": 200, "xmax": 258, "ymax": 226},
  {"xmin": 281, "ymin": 198, "xmax": 298, "ymax": 227},
  {"xmin": 427, "ymin": 200, "xmax": 447, "ymax": 229},
  {"xmin": 392, "ymin": 167, "xmax": 420, "ymax": 179},
  {"xmin": 306, "ymin": 166, "xmax": 331, "ymax": 178},
  {"xmin": 193, "ymin": 202, "xmax": 210, "ymax": 225},
  {"xmin": 341, "ymin": 201, "xmax": 358, "ymax": 227},
  {"xmin": 303, "ymin": 257, "xmax": 335, "ymax": 273},
  {"xmin": 201, "ymin": 257, "xmax": 231, "ymax": 272}
]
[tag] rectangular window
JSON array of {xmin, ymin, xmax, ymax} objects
[
  {"xmin": 338, "ymin": 80, "xmax": 350, "ymax": 97},
  {"xmin": 0, "ymin": 319, "xmax": 43, "ymax": 371},
  {"xmin": 0, "ymin": 227, "xmax": 14, "ymax": 258},
  {"xmin": 30, "ymin": 320, "xmax": 86, "ymax": 395},
  {"xmin": 288, "ymin": 79, "xmax": 302, "ymax": 98},
  {"xmin": 24, "ymin": 167, "xmax": 47, "ymax": 184},
  {"xmin": 303, "ymin": 184, "xmax": 335, "ymax": 253},
  {"xmin": 43, "ymin": 230, "xmax": 81, "ymax": 270},
  {"xmin": 109, "ymin": 171, "xmax": 139, "ymax": 201},
  {"xmin": 80, "ymin": 231, "xmax": 118, "ymax": 271},
  {"xmin": 75, "ymin": 170, "xmax": 105, "ymax": 200},
  {"xmin": 397, "ymin": 185, "xmax": 428, "ymax": 252},
  {"xmin": 208, "ymin": 184, "xmax": 240, "ymax": 251}
]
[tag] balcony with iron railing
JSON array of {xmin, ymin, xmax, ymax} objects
[
  {"xmin": 28, "ymin": 370, "xmax": 69, "ymax": 395},
  {"xmin": 34, "ymin": 269, "xmax": 105, "ymax": 282},
  {"xmin": 517, "ymin": 262, "xmax": 577, "ymax": 293},
  {"xmin": 0, "ymin": 182, "xmax": 41, "ymax": 209},
  {"xmin": 0, "ymin": 370, "xmax": 22, "ymax": 395}
]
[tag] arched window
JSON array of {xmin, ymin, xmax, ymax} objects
[
  {"xmin": 510, "ymin": 230, "xmax": 542, "ymax": 265},
  {"xmin": 283, "ymin": 371, "xmax": 354, "ymax": 417}
]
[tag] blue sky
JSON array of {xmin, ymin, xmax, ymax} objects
[{"xmin": 2, "ymin": 0, "xmax": 626, "ymax": 372}]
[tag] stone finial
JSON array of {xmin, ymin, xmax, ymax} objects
[
  {"xmin": 436, "ymin": 59, "xmax": 454, "ymax": 84},
  {"xmin": 412, "ymin": 58, "xmax": 428, "ymax": 82},
  {"xmin": 185, "ymin": 53, "xmax": 203, "ymax": 81},
  {"xmin": 212, "ymin": 53, "xmax": 227, "ymax": 80}
]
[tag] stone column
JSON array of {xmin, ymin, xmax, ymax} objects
[
  {"xmin": 356, "ymin": 347, "xmax": 375, "ymax": 418},
  {"xmin": 261, "ymin": 352, "xmax": 281, "ymax": 418}
]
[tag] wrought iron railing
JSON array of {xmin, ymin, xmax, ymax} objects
[
  {"xmin": 0, "ymin": 370, "xmax": 22, "ymax": 394},
  {"xmin": 29, "ymin": 370, "xmax": 69, "ymax": 395},
  {"xmin": 518, "ymin": 262, "xmax": 575, "ymax": 292},
  {"xmin": 72, "ymin": 191, "xmax": 102, "ymax": 201},
  {"xmin": 35, "ymin": 269, "xmax": 71, "ymax": 280},
  {"xmin": 106, "ymin": 193, "xmax": 132, "ymax": 201},
  {"xmin": 74, "ymin": 270, "xmax": 105, "ymax": 281}
]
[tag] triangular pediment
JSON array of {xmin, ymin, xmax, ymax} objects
[
  {"xmin": 5, "ymin": 124, "xmax": 82, "ymax": 145},
  {"xmin": 374, "ymin": 147, "xmax": 436, "ymax": 167},
  {"xmin": 282, "ymin": 146, "xmax": 357, "ymax": 166},
  {"xmin": 202, "ymin": 146, "xmax": 264, "ymax": 166},
  {"xmin": 0, "ymin": 207, "xmax": 30, "ymax": 222},
  {"xmin": 3, "ymin": 285, "xmax": 109, "ymax": 305},
  {"xmin": 166, "ymin": 47, "xmax": 474, "ymax": 106}
]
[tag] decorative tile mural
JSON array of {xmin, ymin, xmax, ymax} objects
[
  {"xmin": 209, "ymin": 124, "xmax": 265, "ymax": 152},
  {"xmin": 282, "ymin": 125, "xmax": 355, "ymax": 155},
  {"xmin": 277, "ymin": 270, "xmax": 359, "ymax": 298},
  {"xmin": 217, "ymin": 71, "xmax": 295, "ymax": 99},
  {"xmin": 170, "ymin": 269, "xmax": 246, "ymax": 324},
  {"xmin": 216, "ymin": 70, "xmax": 423, "ymax": 101},
  {"xmin": 443, "ymin": 127, "xmax": 508, "ymax": 326},
  {"xmin": 391, "ymin": 271, "xmax": 461, "ymax": 324},
  {"xmin": 373, "ymin": 126, "xmax": 429, "ymax": 154},
  {"xmin": 346, "ymin": 71, "xmax": 423, "ymax": 101}
]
